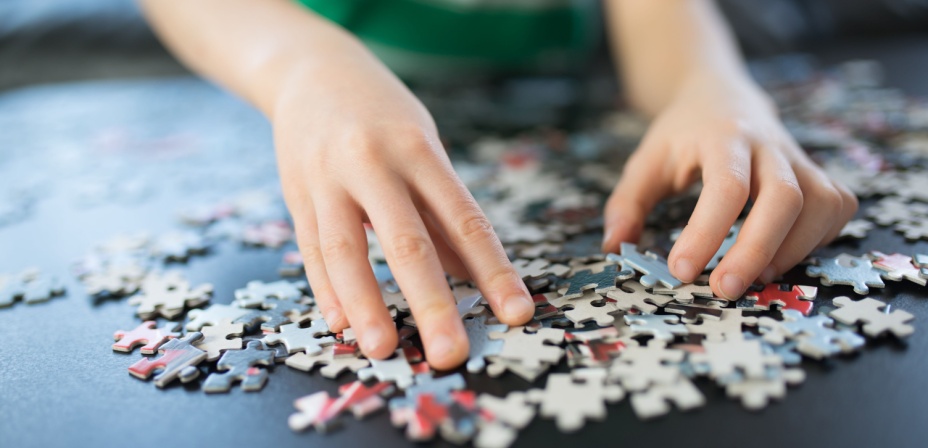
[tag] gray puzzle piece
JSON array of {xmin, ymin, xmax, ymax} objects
[
  {"xmin": 357, "ymin": 348, "xmax": 416, "ymax": 389},
  {"xmin": 464, "ymin": 316, "xmax": 508, "ymax": 373},
  {"xmin": 806, "ymin": 254, "xmax": 885, "ymax": 295},
  {"xmin": 556, "ymin": 263, "xmax": 632, "ymax": 299},
  {"xmin": 263, "ymin": 319, "xmax": 335, "ymax": 355},
  {"xmin": 624, "ymin": 314, "xmax": 689, "ymax": 341},
  {"xmin": 609, "ymin": 243, "xmax": 683, "ymax": 289},
  {"xmin": 233, "ymin": 279, "xmax": 308, "ymax": 308},
  {"xmin": 204, "ymin": 340, "xmax": 275, "ymax": 393}
]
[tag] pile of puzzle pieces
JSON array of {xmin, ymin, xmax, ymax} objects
[{"xmin": 2, "ymin": 57, "xmax": 927, "ymax": 447}]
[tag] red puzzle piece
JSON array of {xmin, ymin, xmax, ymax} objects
[
  {"xmin": 128, "ymin": 333, "xmax": 206, "ymax": 387},
  {"xmin": 744, "ymin": 284, "xmax": 817, "ymax": 316},
  {"xmin": 289, "ymin": 381, "xmax": 394, "ymax": 433},
  {"xmin": 113, "ymin": 321, "xmax": 180, "ymax": 354}
]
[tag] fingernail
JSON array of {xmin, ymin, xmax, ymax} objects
[
  {"xmin": 503, "ymin": 294, "xmax": 534, "ymax": 322},
  {"xmin": 674, "ymin": 259, "xmax": 698, "ymax": 283},
  {"xmin": 324, "ymin": 308, "xmax": 342, "ymax": 328},
  {"xmin": 361, "ymin": 326, "xmax": 385, "ymax": 354},
  {"xmin": 719, "ymin": 273, "xmax": 745, "ymax": 300},
  {"xmin": 602, "ymin": 228, "xmax": 614, "ymax": 250},
  {"xmin": 429, "ymin": 331, "xmax": 455, "ymax": 361},
  {"xmin": 760, "ymin": 265, "xmax": 777, "ymax": 284}
]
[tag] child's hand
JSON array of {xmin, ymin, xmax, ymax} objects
[
  {"xmin": 602, "ymin": 71, "xmax": 858, "ymax": 299},
  {"xmin": 273, "ymin": 67, "xmax": 534, "ymax": 369}
]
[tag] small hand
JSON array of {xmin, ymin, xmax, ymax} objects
[
  {"xmin": 274, "ymin": 70, "xmax": 534, "ymax": 369},
  {"xmin": 602, "ymin": 72, "xmax": 857, "ymax": 299}
]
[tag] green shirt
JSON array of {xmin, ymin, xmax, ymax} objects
[{"xmin": 295, "ymin": 0, "xmax": 600, "ymax": 79}]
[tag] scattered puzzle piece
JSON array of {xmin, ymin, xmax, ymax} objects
[
  {"xmin": 286, "ymin": 343, "xmax": 370, "ymax": 378},
  {"xmin": 128, "ymin": 332, "xmax": 207, "ymax": 388},
  {"xmin": 204, "ymin": 340, "xmax": 274, "ymax": 393},
  {"xmin": 806, "ymin": 254, "xmax": 885, "ymax": 295},
  {"xmin": 527, "ymin": 373, "xmax": 624, "ymax": 432},
  {"xmin": 194, "ymin": 319, "xmax": 243, "ymax": 361},
  {"xmin": 357, "ymin": 349, "xmax": 417, "ymax": 389},
  {"xmin": 263, "ymin": 319, "xmax": 334, "ymax": 355},
  {"xmin": 605, "ymin": 281, "xmax": 674, "ymax": 314},
  {"xmin": 464, "ymin": 316, "xmax": 508, "ymax": 373},
  {"xmin": 0, "ymin": 269, "xmax": 66, "ymax": 307},
  {"xmin": 290, "ymin": 381, "xmax": 394, "ymax": 432},
  {"xmin": 556, "ymin": 263, "xmax": 631, "ymax": 299},
  {"xmin": 610, "ymin": 243, "xmax": 683, "ymax": 289},
  {"xmin": 743, "ymin": 284, "xmax": 817, "ymax": 316},
  {"xmin": 233, "ymin": 279, "xmax": 308, "ymax": 308},
  {"xmin": 491, "ymin": 326, "xmax": 565, "ymax": 370},
  {"xmin": 830, "ymin": 296, "xmax": 914, "ymax": 338},
  {"xmin": 112, "ymin": 321, "xmax": 180, "ymax": 354},
  {"xmin": 871, "ymin": 251, "xmax": 927, "ymax": 286},
  {"xmin": 128, "ymin": 271, "xmax": 212, "ymax": 319}
]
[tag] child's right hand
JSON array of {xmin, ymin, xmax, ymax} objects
[{"xmin": 272, "ymin": 64, "xmax": 535, "ymax": 369}]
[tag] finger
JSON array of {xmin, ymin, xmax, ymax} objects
[
  {"xmin": 407, "ymin": 160, "xmax": 533, "ymax": 326},
  {"xmin": 315, "ymin": 189, "xmax": 398, "ymax": 359},
  {"xmin": 668, "ymin": 139, "xmax": 751, "ymax": 283},
  {"xmin": 422, "ymin": 213, "xmax": 471, "ymax": 280},
  {"xmin": 761, "ymin": 164, "xmax": 843, "ymax": 281},
  {"xmin": 710, "ymin": 146, "xmax": 802, "ymax": 299},
  {"xmin": 602, "ymin": 145, "xmax": 673, "ymax": 253},
  {"xmin": 819, "ymin": 180, "xmax": 859, "ymax": 245},
  {"xmin": 288, "ymin": 196, "xmax": 347, "ymax": 330},
  {"xmin": 354, "ymin": 174, "xmax": 467, "ymax": 370}
]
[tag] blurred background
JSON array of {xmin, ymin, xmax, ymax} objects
[{"xmin": 2, "ymin": 0, "xmax": 928, "ymax": 93}]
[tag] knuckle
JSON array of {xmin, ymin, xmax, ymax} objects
[
  {"xmin": 738, "ymin": 243, "xmax": 776, "ymax": 265},
  {"xmin": 711, "ymin": 172, "xmax": 750, "ymax": 200},
  {"xmin": 837, "ymin": 186, "xmax": 859, "ymax": 215},
  {"xmin": 485, "ymin": 265, "xmax": 520, "ymax": 290},
  {"xmin": 774, "ymin": 179, "xmax": 804, "ymax": 209},
  {"xmin": 390, "ymin": 232, "xmax": 433, "ymax": 265},
  {"xmin": 301, "ymin": 242, "xmax": 325, "ymax": 266},
  {"xmin": 455, "ymin": 213, "xmax": 495, "ymax": 243},
  {"xmin": 414, "ymin": 299, "xmax": 456, "ymax": 322},
  {"xmin": 811, "ymin": 183, "xmax": 843, "ymax": 213},
  {"xmin": 319, "ymin": 233, "xmax": 359, "ymax": 261}
]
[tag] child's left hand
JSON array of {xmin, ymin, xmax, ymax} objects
[{"xmin": 602, "ymin": 71, "xmax": 858, "ymax": 300}]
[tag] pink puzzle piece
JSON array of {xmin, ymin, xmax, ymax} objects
[
  {"xmin": 871, "ymin": 252, "xmax": 927, "ymax": 286},
  {"xmin": 113, "ymin": 321, "xmax": 181, "ymax": 354},
  {"xmin": 128, "ymin": 333, "xmax": 207, "ymax": 387},
  {"xmin": 745, "ymin": 284, "xmax": 817, "ymax": 316},
  {"xmin": 242, "ymin": 221, "xmax": 293, "ymax": 248}
]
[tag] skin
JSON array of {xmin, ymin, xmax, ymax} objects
[{"xmin": 140, "ymin": 0, "xmax": 856, "ymax": 369}]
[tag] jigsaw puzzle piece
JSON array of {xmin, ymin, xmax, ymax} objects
[
  {"xmin": 263, "ymin": 319, "xmax": 334, "ymax": 355},
  {"xmin": 128, "ymin": 332, "xmax": 207, "ymax": 388},
  {"xmin": 203, "ymin": 340, "xmax": 275, "ymax": 393},
  {"xmin": 289, "ymin": 381, "xmax": 394, "ymax": 432},
  {"xmin": 829, "ymin": 296, "xmax": 914, "ymax": 338},
  {"xmin": 527, "ymin": 373, "xmax": 624, "ymax": 432},
  {"xmin": 629, "ymin": 378, "xmax": 705, "ymax": 420},
  {"xmin": 743, "ymin": 283, "xmax": 817, "ymax": 316},
  {"xmin": 464, "ymin": 316, "xmax": 508, "ymax": 373},
  {"xmin": 194, "ymin": 319, "xmax": 244, "ymax": 361},
  {"xmin": 609, "ymin": 243, "xmax": 683, "ymax": 289},
  {"xmin": 112, "ymin": 321, "xmax": 180, "ymax": 354},
  {"xmin": 357, "ymin": 349, "xmax": 417, "ymax": 389},
  {"xmin": 805, "ymin": 254, "xmax": 885, "ymax": 295},
  {"xmin": 286, "ymin": 343, "xmax": 370, "ymax": 378}
]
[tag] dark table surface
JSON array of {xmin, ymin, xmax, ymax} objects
[{"xmin": 2, "ymin": 41, "xmax": 928, "ymax": 448}]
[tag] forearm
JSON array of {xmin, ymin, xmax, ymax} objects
[
  {"xmin": 605, "ymin": 0, "xmax": 754, "ymax": 116},
  {"xmin": 139, "ymin": 0, "xmax": 402, "ymax": 119}
]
